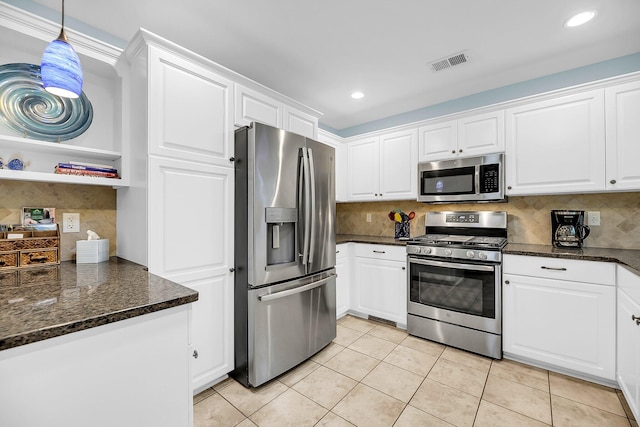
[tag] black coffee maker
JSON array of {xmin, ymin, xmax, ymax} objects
[{"xmin": 551, "ymin": 210, "xmax": 590, "ymax": 248}]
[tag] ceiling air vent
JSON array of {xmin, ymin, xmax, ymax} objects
[{"xmin": 430, "ymin": 52, "xmax": 469, "ymax": 72}]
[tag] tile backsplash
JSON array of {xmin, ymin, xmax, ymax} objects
[
  {"xmin": 337, "ymin": 193, "xmax": 640, "ymax": 250},
  {"xmin": 0, "ymin": 181, "xmax": 116, "ymax": 261}
]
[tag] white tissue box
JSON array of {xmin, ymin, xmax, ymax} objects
[{"xmin": 76, "ymin": 239, "xmax": 110, "ymax": 264}]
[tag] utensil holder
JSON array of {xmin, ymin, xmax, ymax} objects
[{"xmin": 394, "ymin": 221, "xmax": 410, "ymax": 239}]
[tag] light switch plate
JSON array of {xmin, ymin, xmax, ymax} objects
[
  {"xmin": 587, "ymin": 211, "xmax": 600, "ymax": 226},
  {"xmin": 63, "ymin": 213, "xmax": 80, "ymax": 233}
]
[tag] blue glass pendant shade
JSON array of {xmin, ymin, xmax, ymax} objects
[{"xmin": 41, "ymin": 38, "xmax": 83, "ymax": 99}]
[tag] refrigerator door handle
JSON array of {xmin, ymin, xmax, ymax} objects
[
  {"xmin": 257, "ymin": 274, "xmax": 335, "ymax": 302},
  {"xmin": 301, "ymin": 147, "xmax": 312, "ymax": 272},
  {"xmin": 307, "ymin": 148, "xmax": 316, "ymax": 265},
  {"xmin": 298, "ymin": 153, "xmax": 305, "ymax": 262}
]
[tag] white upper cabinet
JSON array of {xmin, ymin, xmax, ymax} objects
[
  {"xmin": 458, "ymin": 111, "xmax": 505, "ymax": 157},
  {"xmin": 379, "ymin": 129, "xmax": 418, "ymax": 199},
  {"xmin": 234, "ymin": 84, "xmax": 318, "ymax": 138},
  {"xmin": 347, "ymin": 136, "xmax": 380, "ymax": 200},
  {"xmin": 418, "ymin": 111, "xmax": 504, "ymax": 162},
  {"xmin": 148, "ymin": 47, "xmax": 234, "ymax": 166},
  {"xmin": 418, "ymin": 120, "xmax": 457, "ymax": 161},
  {"xmin": 505, "ymin": 89, "xmax": 606, "ymax": 195},
  {"xmin": 283, "ymin": 106, "xmax": 318, "ymax": 139},
  {"xmin": 347, "ymin": 128, "xmax": 417, "ymax": 201},
  {"xmin": 317, "ymin": 130, "xmax": 347, "ymax": 202},
  {"xmin": 605, "ymin": 80, "xmax": 640, "ymax": 191},
  {"xmin": 234, "ymin": 84, "xmax": 282, "ymax": 128}
]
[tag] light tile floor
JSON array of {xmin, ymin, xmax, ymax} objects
[{"xmin": 194, "ymin": 315, "xmax": 638, "ymax": 427}]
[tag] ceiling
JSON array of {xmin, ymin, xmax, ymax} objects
[{"xmin": 26, "ymin": 0, "xmax": 640, "ymax": 131}]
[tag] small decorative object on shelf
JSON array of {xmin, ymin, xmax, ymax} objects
[
  {"xmin": 7, "ymin": 155, "xmax": 26, "ymax": 170},
  {"xmin": 0, "ymin": 156, "xmax": 3, "ymax": 169},
  {"xmin": 0, "ymin": 63, "xmax": 93, "ymax": 142}
]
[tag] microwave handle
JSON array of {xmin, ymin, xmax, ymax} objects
[{"xmin": 475, "ymin": 165, "xmax": 480, "ymax": 195}]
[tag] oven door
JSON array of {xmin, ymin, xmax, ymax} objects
[{"xmin": 407, "ymin": 256, "xmax": 501, "ymax": 334}]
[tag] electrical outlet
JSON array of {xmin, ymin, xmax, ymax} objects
[
  {"xmin": 366, "ymin": 213, "xmax": 372, "ymax": 223},
  {"xmin": 63, "ymin": 213, "xmax": 80, "ymax": 233},
  {"xmin": 587, "ymin": 211, "xmax": 600, "ymax": 226}
]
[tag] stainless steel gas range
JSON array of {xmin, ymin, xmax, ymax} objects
[{"xmin": 406, "ymin": 211, "xmax": 507, "ymax": 359}]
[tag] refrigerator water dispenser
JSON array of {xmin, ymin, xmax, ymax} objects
[{"xmin": 266, "ymin": 207, "xmax": 297, "ymax": 266}]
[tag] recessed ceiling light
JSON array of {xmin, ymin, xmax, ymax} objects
[
  {"xmin": 351, "ymin": 91, "xmax": 364, "ymax": 100},
  {"xmin": 564, "ymin": 10, "xmax": 597, "ymax": 28}
]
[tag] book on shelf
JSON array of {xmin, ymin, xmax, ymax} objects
[
  {"xmin": 57, "ymin": 162, "xmax": 117, "ymax": 173},
  {"xmin": 68, "ymin": 161, "xmax": 115, "ymax": 170},
  {"xmin": 54, "ymin": 166, "xmax": 119, "ymax": 178}
]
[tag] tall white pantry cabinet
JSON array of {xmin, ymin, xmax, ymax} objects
[{"xmin": 116, "ymin": 30, "xmax": 235, "ymax": 393}]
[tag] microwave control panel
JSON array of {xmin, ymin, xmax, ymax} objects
[{"xmin": 479, "ymin": 164, "xmax": 500, "ymax": 194}]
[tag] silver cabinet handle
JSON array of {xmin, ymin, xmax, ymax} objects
[
  {"xmin": 632, "ymin": 315, "xmax": 640, "ymax": 325},
  {"xmin": 505, "ymin": 280, "xmax": 510, "ymax": 285},
  {"xmin": 336, "ymin": 250, "xmax": 340, "ymax": 254},
  {"xmin": 193, "ymin": 350, "xmax": 198, "ymax": 359},
  {"xmin": 402, "ymin": 266, "xmax": 406, "ymax": 270},
  {"xmin": 373, "ymin": 250, "xmax": 386, "ymax": 254},
  {"xmin": 610, "ymin": 179, "xmax": 617, "ymax": 185},
  {"xmin": 541, "ymin": 266, "xmax": 567, "ymax": 271},
  {"xmin": 451, "ymin": 150, "xmax": 456, "ymax": 154},
  {"xmin": 507, "ymin": 185, "xmax": 512, "ymax": 190}
]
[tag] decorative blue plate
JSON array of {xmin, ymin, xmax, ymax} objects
[{"xmin": 0, "ymin": 63, "xmax": 93, "ymax": 142}]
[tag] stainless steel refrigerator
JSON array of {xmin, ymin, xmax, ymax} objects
[{"xmin": 232, "ymin": 122, "xmax": 336, "ymax": 387}]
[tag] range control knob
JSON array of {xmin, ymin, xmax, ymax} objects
[
  {"xmin": 422, "ymin": 247, "xmax": 432, "ymax": 255},
  {"xmin": 466, "ymin": 250, "xmax": 475, "ymax": 258},
  {"xmin": 478, "ymin": 252, "xmax": 488, "ymax": 260},
  {"xmin": 444, "ymin": 249, "xmax": 453, "ymax": 256}
]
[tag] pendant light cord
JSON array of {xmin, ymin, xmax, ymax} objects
[{"xmin": 57, "ymin": 0, "xmax": 68, "ymax": 42}]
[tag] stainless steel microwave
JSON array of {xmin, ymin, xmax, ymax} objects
[{"xmin": 417, "ymin": 153, "xmax": 506, "ymax": 203}]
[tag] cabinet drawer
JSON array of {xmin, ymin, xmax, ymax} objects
[
  {"xmin": 0, "ymin": 251, "xmax": 19, "ymax": 269},
  {"xmin": 336, "ymin": 243, "xmax": 350, "ymax": 260},
  {"xmin": 354, "ymin": 244, "xmax": 406, "ymax": 261},
  {"xmin": 19, "ymin": 248, "xmax": 59, "ymax": 267},
  {"xmin": 503, "ymin": 254, "xmax": 615, "ymax": 285},
  {"xmin": 618, "ymin": 265, "xmax": 640, "ymax": 304}
]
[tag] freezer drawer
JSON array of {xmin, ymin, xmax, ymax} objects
[{"xmin": 247, "ymin": 270, "xmax": 336, "ymax": 386}]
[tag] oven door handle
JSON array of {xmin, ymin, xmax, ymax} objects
[{"xmin": 408, "ymin": 257, "xmax": 495, "ymax": 272}]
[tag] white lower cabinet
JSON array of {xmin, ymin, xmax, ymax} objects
[
  {"xmin": 352, "ymin": 244, "xmax": 407, "ymax": 326},
  {"xmin": 503, "ymin": 255, "xmax": 616, "ymax": 381},
  {"xmin": 0, "ymin": 306, "xmax": 192, "ymax": 427},
  {"xmin": 617, "ymin": 266, "xmax": 640, "ymax": 420},
  {"xmin": 335, "ymin": 243, "xmax": 351, "ymax": 318},
  {"xmin": 186, "ymin": 275, "xmax": 234, "ymax": 394}
]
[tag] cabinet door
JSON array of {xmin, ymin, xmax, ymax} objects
[
  {"xmin": 379, "ymin": 129, "xmax": 418, "ymax": 200},
  {"xmin": 458, "ymin": 111, "xmax": 504, "ymax": 157},
  {"xmin": 347, "ymin": 137, "xmax": 380, "ymax": 200},
  {"xmin": 505, "ymin": 90, "xmax": 605, "ymax": 195},
  {"xmin": 335, "ymin": 244, "xmax": 350, "ymax": 318},
  {"xmin": 148, "ymin": 47, "xmax": 234, "ymax": 166},
  {"xmin": 503, "ymin": 273, "xmax": 615, "ymax": 380},
  {"xmin": 418, "ymin": 120, "xmax": 457, "ymax": 161},
  {"xmin": 147, "ymin": 156, "xmax": 233, "ymax": 283},
  {"xmin": 617, "ymin": 266, "xmax": 640, "ymax": 421},
  {"xmin": 234, "ymin": 84, "xmax": 282, "ymax": 128},
  {"xmin": 317, "ymin": 131, "xmax": 347, "ymax": 202},
  {"xmin": 186, "ymin": 275, "xmax": 234, "ymax": 392},
  {"xmin": 283, "ymin": 105, "xmax": 318, "ymax": 139},
  {"xmin": 353, "ymin": 257, "xmax": 406, "ymax": 326},
  {"xmin": 605, "ymin": 80, "xmax": 640, "ymax": 191}
]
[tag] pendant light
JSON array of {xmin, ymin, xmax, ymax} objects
[{"xmin": 40, "ymin": 0, "xmax": 83, "ymax": 98}]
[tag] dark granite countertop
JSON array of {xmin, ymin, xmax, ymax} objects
[
  {"xmin": 504, "ymin": 243, "xmax": 640, "ymax": 276},
  {"xmin": 0, "ymin": 257, "xmax": 198, "ymax": 351},
  {"xmin": 336, "ymin": 234, "xmax": 409, "ymax": 246}
]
